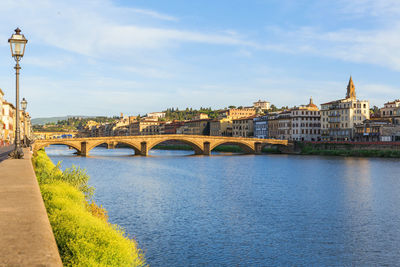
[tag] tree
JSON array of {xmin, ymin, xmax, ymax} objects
[
  {"xmin": 228, "ymin": 105, "xmax": 236, "ymax": 109},
  {"xmin": 270, "ymin": 104, "xmax": 278, "ymax": 112}
]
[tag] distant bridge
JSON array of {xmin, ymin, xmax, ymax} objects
[
  {"xmin": 33, "ymin": 131, "xmax": 78, "ymax": 139},
  {"xmin": 33, "ymin": 135, "xmax": 289, "ymax": 156}
]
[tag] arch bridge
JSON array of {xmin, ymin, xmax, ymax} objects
[{"xmin": 33, "ymin": 135, "xmax": 289, "ymax": 156}]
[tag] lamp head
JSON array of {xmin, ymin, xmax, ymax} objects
[{"xmin": 8, "ymin": 28, "xmax": 28, "ymax": 61}]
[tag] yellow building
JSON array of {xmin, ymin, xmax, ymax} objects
[
  {"xmin": 129, "ymin": 120, "xmax": 162, "ymax": 135},
  {"xmin": 219, "ymin": 108, "xmax": 256, "ymax": 120},
  {"xmin": 232, "ymin": 116, "xmax": 256, "ymax": 137},
  {"xmin": 210, "ymin": 118, "xmax": 232, "ymax": 136}
]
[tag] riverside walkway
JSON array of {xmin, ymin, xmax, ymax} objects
[{"xmin": 0, "ymin": 148, "xmax": 62, "ymax": 266}]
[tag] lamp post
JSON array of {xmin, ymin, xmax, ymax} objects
[
  {"xmin": 8, "ymin": 28, "xmax": 27, "ymax": 159},
  {"xmin": 21, "ymin": 97, "xmax": 27, "ymax": 147}
]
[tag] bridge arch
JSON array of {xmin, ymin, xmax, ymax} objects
[
  {"xmin": 86, "ymin": 140, "xmax": 141, "ymax": 155},
  {"xmin": 34, "ymin": 141, "xmax": 82, "ymax": 154},
  {"xmin": 209, "ymin": 140, "xmax": 255, "ymax": 154},
  {"xmin": 146, "ymin": 137, "xmax": 204, "ymax": 155}
]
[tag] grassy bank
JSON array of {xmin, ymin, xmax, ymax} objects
[
  {"xmin": 153, "ymin": 144, "xmax": 193, "ymax": 151},
  {"xmin": 153, "ymin": 144, "xmax": 282, "ymax": 154},
  {"xmin": 300, "ymin": 144, "xmax": 400, "ymax": 158},
  {"xmin": 32, "ymin": 150, "xmax": 146, "ymax": 266}
]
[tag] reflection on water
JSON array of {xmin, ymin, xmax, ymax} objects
[{"xmin": 46, "ymin": 145, "xmax": 400, "ymax": 266}]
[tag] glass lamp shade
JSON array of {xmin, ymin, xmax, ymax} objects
[
  {"xmin": 21, "ymin": 98, "xmax": 27, "ymax": 111},
  {"xmin": 8, "ymin": 28, "xmax": 27, "ymax": 58}
]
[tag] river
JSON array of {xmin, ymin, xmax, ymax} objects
[{"xmin": 45, "ymin": 145, "xmax": 400, "ymax": 266}]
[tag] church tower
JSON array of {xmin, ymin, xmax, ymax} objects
[{"xmin": 346, "ymin": 76, "xmax": 356, "ymax": 99}]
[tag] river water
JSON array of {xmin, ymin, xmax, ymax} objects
[{"xmin": 46, "ymin": 146, "xmax": 400, "ymax": 266}]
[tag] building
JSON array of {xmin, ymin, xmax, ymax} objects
[
  {"xmin": 275, "ymin": 111, "xmax": 292, "ymax": 140},
  {"xmin": 2, "ymin": 101, "xmax": 15, "ymax": 145},
  {"xmin": 210, "ymin": 118, "xmax": 232, "ymax": 136},
  {"xmin": 320, "ymin": 77, "xmax": 370, "ymax": 141},
  {"xmin": 178, "ymin": 119, "xmax": 211, "ymax": 135},
  {"xmin": 160, "ymin": 120, "xmax": 185, "ymax": 134},
  {"xmin": 354, "ymin": 119, "xmax": 400, "ymax": 142},
  {"xmin": 290, "ymin": 98, "xmax": 321, "ymax": 141},
  {"xmin": 130, "ymin": 120, "xmax": 162, "ymax": 135},
  {"xmin": 254, "ymin": 115, "xmax": 268, "ymax": 139},
  {"xmin": 193, "ymin": 113, "xmax": 209, "ymax": 120},
  {"xmin": 253, "ymin": 100, "xmax": 270, "ymax": 111},
  {"xmin": 146, "ymin": 112, "xmax": 166, "ymax": 118},
  {"xmin": 380, "ymin": 100, "xmax": 400, "ymax": 124},
  {"xmin": 219, "ymin": 108, "xmax": 256, "ymax": 120},
  {"xmin": 0, "ymin": 89, "xmax": 4, "ymax": 144},
  {"xmin": 232, "ymin": 116, "xmax": 256, "ymax": 137}
]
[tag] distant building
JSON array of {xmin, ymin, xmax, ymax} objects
[
  {"xmin": 253, "ymin": 100, "xmax": 270, "ymax": 111},
  {"xmin": 210, "ymin": 118, "xmax": 232, "ymax": 136},
  {"xmin": 290, "ymin": 98, "xmax": 321, "ymax": 141},
  {"xmin": 320, "ymin": 77, "xmax": 370, "ymax": 141},
  {"xmin": 147, "ymin": 112, "xmax": 166, "ymax": 118},
  {"xmin": 179, "ymin": 119, "xmax": 211, "ymax": 135},
  {"xmin": 160, "ymin": 120, "xmax": 185, "ymax": 134},
  {"xmin": 219, "ymin": 108, "xmax": 256, "ymax": 120},
  {"xmin": 254, "ymin": 115, "xmax": 268, "ymax": 139},
  {"xmin": 380, "ymin": 100, "xmax": 400, "ymax": 124},
  {"xmin": 354, "ymin": 119, "xmax": 400, "ymax": 142},
  {"xmin": 130, "ymin": 120, "xmax": 162, "ymax": 135},
  {"xmin": 193, "ymin": 113, "xmax": 209, "ymax": 120},
  {"xmin": 232, "ymin": 116, "xmax": 256, "ymax": 137}
]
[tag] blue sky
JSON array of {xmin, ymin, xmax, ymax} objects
[{"xmin": 0, "ymin": 0, "xmax": 399, "ymax": 118}]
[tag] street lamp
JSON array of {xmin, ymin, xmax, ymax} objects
[
  {"xmin": 8, "ymin": 28, "xmax": 27, "ymax": 159},
  {"xmin": 21, "ymin": 97, "xmax": 27, "ymax": 147}
]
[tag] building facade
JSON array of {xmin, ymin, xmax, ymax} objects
[
  {"xmin": 129, "ymin": 120, "xmax": 162, "ymax": 135},
  {"xmin": 380, "ymin": 100, "xmax": 400, "ymax": 125},
  {"xmin": 354, "ymin": 119, "xmax": 400, "ymax": 142},
  {"xmin": 254, "ymin": 115, "xmax": 268, "ymax": 139},
  {"xmin": 219, "ymin": 108, "xmax": 256, "ymax": 120},
  {"xmin": 290, "ymin": 98, "xmax": 321, "ymax": 141},
  {"xmin": 210, "ymin": 118, "xmax": 232, "ymax": 136},
  {"xmin": 253, "ymin": 100, "xmax": 270, "ymax": 111},
  {"xmin": 2, "ymin": 102, "xmax": 15, "ymax": 145},
  {"xmin": 160, "ymin": 120, "xmax": 185, "ymax": 134},
  {"xmin": 178, "ymin": 119, "xmax": 211, "ymax": 135},
  {"xmin": 320, "ymin": 77, "xmax": 370, "ymax": 141},
  {"xmin": 232, "ymin": 116, "xmax": 255, "ymax": 137}
]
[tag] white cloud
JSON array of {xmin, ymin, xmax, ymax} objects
[
  {"xmin": 129, "ymin": 8, "xmax": 178, "ymax": 21},
  {"xmin": 338, "ymin": 0, "xmax": 400, "ymax": 17}
]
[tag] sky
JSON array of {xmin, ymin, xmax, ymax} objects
[{"xmin": 0, "ymin": 0, "xmax": 399, "ymax": 118}]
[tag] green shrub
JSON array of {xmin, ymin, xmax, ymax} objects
[{"xmin": 33, "ymin": 150, "xmax": 146, "ymax": 266}]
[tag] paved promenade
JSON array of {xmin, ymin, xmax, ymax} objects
[
  {"xmin": 0, "ymin": 148, "xmax": 62, "ymax": 266},
  {"xmin": 0, "ymin": 145, "xmax": 14, "ymax": 162}
]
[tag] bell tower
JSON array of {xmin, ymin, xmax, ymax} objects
[{"xmin": 346, "ymin": 76, "xmax": 356, "ymax": 99}]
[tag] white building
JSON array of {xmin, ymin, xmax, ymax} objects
[
  {"xmin": 290, "ymin": 98, "xmax": 321, "ymax": 141},
  {"xmin": 253, "ymin": 100, "xmax": 271, "ymax": 111},
  {"xmin": 146, "ymin": 112, "xmax": 166, "ymax": 119},
  {"xmin": 320, "ymin": 77, "xmax": 370, "ymax": 141}
]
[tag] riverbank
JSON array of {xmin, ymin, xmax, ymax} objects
[
  {"xmin": 32, "ymin": 150, "xmax": 146, "ymax": 266},
  {"xmin": 298, "ymin": 142, "xmax": 400, "ymax": 158},
  {"xmin": 153, "ymin": 144, "xmax": 281, "ymax": 154}
]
